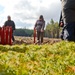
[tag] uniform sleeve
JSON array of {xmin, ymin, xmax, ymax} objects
[
  {"xmin": 4, "ymin": 21, "xmax": 7, "ymax": 27},
  {"xmin": 12, "ymin": 21, "xmax": 16, "ymax": 30},
  {"xmin": 41, "ymin": 21, "xmax": 45, "ymax": 30}
]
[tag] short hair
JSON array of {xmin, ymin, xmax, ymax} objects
[{"xmin": 7, "ymin": 15, "xmax": 11, "ymax": 18}]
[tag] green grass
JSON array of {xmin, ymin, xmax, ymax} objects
[{"xmin": 0, "ymin": 41, "xmax": 75, "ymax": 75}]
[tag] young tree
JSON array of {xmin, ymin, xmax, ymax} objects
[{"xmin": 45, "ymin": 19, "xmax": 60, "ymax": 38}]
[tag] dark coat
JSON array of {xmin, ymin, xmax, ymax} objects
[
  {"xmin": 62, "ymin": 0, "xmax": 75, "ymax": 23},
  {"xmin": 4, "ymin": 20, "xmax": 15, "ymax": 30}
]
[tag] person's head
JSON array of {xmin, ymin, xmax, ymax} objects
[
  {"xmin": 7, "ymin": 15, "xmax": 11, "ymax": 20},
  {"xmin": 39, "ymin": 15, "xmax": 44, "ymax": 21}
]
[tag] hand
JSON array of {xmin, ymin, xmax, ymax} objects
[
  {"xmin": 60, "ymin": 21, "xmax": 64, "ymax": 27},
  {"xmin": 41, "ymin": 29, "xmax": 44, "ymax": 32},
  {"xmin": 34, "ymin": 27, "xmax": 36, "ymax": 30}
]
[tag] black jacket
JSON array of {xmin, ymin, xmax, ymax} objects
[
  {"xmin": 62, "ymin": 0, "xmax": 75, "ymax": 23},
  {"xmin": 4, "ymin": 20, "xmax": 15, "ymax": 30}
]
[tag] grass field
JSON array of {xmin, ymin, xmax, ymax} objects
[{"xmin": 0, "ymin": 41, "xmax": 75, "ymax": 75}]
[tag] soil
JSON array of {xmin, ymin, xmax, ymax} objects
[{"xmin": 13, "ymin": 36, "xmax": 61, "ymax": 45}]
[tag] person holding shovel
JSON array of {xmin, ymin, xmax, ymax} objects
[
  {"xmin": 4, "ymin": 15, "xmax": 16, "ymax": 42},
  {"xmin": 34, "ymin": 15, "xmax": 45, "ymax": 44}
]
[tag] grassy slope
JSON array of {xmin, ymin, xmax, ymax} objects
[{"xmin": 0, "ymin": 41, "xmax": 75, "ymax": 75}]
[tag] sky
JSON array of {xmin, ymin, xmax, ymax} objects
[{"xmin": 0, "ymin": 0, "xmax": 61, "ymax": 29}]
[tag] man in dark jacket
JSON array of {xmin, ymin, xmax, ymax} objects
[
  {"xmin": 4, "ymin": 16, "xmax": 16, "ymax": 42},
  {"xmin": 61, "ymin": 0, "xmax": 75, "ymax": 41}
]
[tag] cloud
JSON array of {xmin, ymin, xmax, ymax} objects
[
  {"xmin": 13, "ymin": 0, "xmax": 61, "ymax": 29},
  {"xmin": 38, "ymin": 2, "xmax": 61, "ymax": 22},
  {"xmin": 0, "ymin": 0, "xmax": 61, "ymax": 29},
  {"xmin": 15, "ymin": 20, "xmax": 33, "ymax": 29}
]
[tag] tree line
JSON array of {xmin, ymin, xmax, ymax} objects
[
  {"xmin": 45, "ymin": 19, "xmax": 61, "ymax": 38},
  {"xmin": 14, "ymin": 19, "xmax": 61, "ymax": 38},
  {"xmin": 14, "ymin": 29, "xmax": 33, "ymax": 37}
]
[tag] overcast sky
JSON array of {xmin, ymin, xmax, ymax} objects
[{"xmin": 0, "ymin": 0, "xmax": 61, "ymax": 29}]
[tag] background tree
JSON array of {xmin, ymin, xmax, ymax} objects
[
  {"xmin": 45, "ymin": 19, "xmax": 60, "ymax": 38},
  {"xmin": 13, "ymin": 19, "xmax": 61, "ymax": 38}
]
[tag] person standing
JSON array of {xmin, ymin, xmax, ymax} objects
[
  {"xmin": 4, "ymin": 16, "xmax": 16, "ymax": 42},
  {"xmin": 34, "ymin": 15, "xmax": 45, "ymax": 44},
  {"xmin": 61, "ymin": 0, "xmax": 75, "ymax": 41}
]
